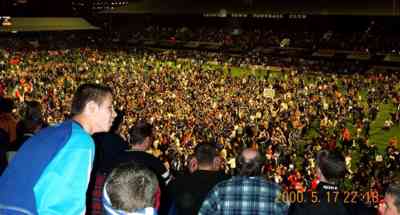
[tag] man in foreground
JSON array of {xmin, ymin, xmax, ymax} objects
[
  {"xmin": 288, "ymin": 149, "xmax": 376, "ymax": 215},
  {"xmin": 103, "ymin": 161, "xmax": 159, "ymax": 215},
  {"xmin": 0, "ymin": 83, "xmax": 116, "ymax": 215}
]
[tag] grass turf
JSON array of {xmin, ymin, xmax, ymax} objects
[
  {"xmin": 168, "ymin": 60, "xmax": 400, "ymax": 154},
  {"xmin": 230, "ymin": 65, "xmax": 400, "ymax": 154}
]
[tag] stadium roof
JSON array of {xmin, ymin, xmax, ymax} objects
[
  {"xmin": 384, "ymin": 54, "xmax": 400, "ymax": 63},
  {"xmin": 0, "ymin": 18, "xmax": 99, "ymax": 32},
  {"xmin": 103, "ymin": 0, "xmax": 395, "ymax": 16}
]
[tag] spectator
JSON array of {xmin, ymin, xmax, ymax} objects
[
  {"xmin": 116, "ymin": 121, "xmax": 171, "ymax": 214},
  {"xmin": 0, "ymin": 97, "xmax": 17, "ymax": 145},
  {"xmin": 0, "ymin": 32, "xmax": 399, "ymax": 210},
  {"xmin": 199, "ymin": 148, "xmax": 288, "ymax": 215},
  {"xmin": 0, "ymin": 128, "xmax": 8, "ymax": 175},
  {"xmin": 87, "ymin": 109, "xmax": 129, "ymax": 215},
  {"xmin": 0, "ymin": 83, "xmax": 116, "ymax": 215},
  {"xmin": 92, "ymin": 109, "xmax": 128, "ymax": 174},
  {"xmin": 288, "ymin": 149, "xmax": 375, "ymax": 215},
  {"xmin": 168, "ymin": 142, "xmax": 229, "ymax": 215},
  {"xmin": 118, "ymin": 121, "xmax": 171, "ymax": 186},
  {"xmin": 14, "ymin": 100, "xmax": 45, "ymax": 151},
  {"xmin": 102, "ymin": 161, "xmax": 159, "ymax": 215}
]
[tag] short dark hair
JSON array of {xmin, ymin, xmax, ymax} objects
[
  {"xmin": 316, "ymin": 150, "xmax": 346, "ymax": 183},
  {"xmin": 21, "ymin": 101, "xmax": 43, "ymax": 133},
  {"xmin": 128, "ymin": 121, "xmax": 153, "ymax": 145},
  {"xmin": 70, "ymin": 83, "xmax": 112, "ymax": 116},
  {"xmin": 387, "ymin": 183, "xmax": 400, "ymax": 213},
  {"xmin": 236, "ymin": 150, "xmax": 265, "ymax": 176},
  {"xmin": 105, "ymin": 162, "xmax": 158, "ymax": 212},
  {"xmin": 24, "ymin": 101, "xmax": 42, "ymax": 122},
  {"xmin": 0, "ymin": 97, "xmax": 14, "ymax": 113},
  {"xmin": 194, "ymin": 143, "xmax": 218, "ymax": 166}
]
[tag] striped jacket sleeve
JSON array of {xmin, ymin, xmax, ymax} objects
[{"xmin": 33, "ymin": 131, "xmax": 94, "ymax": 215}]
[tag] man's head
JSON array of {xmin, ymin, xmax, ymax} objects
[
  {"xmin": 380, "ymin": 183, "xmax": 400, "ymax": 215},
  {"xmin": 189, "ymin": 143, "xmax": 221, "ymax": 172},
  {"xmin": 316, "ymin": 150, "xmax": 346, "ymax": 184},
  {"xmin": 71, "ymin": 83, "xmax": 115, "ymax": 133},
  {"xmin": 104, "ymin": 162, "xmax": 159, "ymax": 213},
  {"xmin": 128, "ymin": 121, "xmax": 153, "ymax": 150},
  {"xmin": 24, "ymin": 101, "xmax": 42, "ymax": 121},
  {"xmin": 22, "ymin": 100, "xmax": 43, "ymax": 133},
  {"xmin": 236, "ymin": 148, "xmax": 264, "ymax": 176},
  {"xmin": 0, "ymin": 97, "xmax": 14, "ymax": 113}
]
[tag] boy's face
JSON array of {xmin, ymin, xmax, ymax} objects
[{"xmin": 92, "ymin": 93, "xmax": 116, "ymax": 133}]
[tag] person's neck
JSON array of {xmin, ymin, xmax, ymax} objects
[
  {"xmin": 72, "ymin": 115, "xmax": 94, "ymax": 134},
  {"xmin": 131, "ymin": 144, "xmax": 146, "ymax": 151},
  {"xmin": 197, "ymin": 164, "xmax": 215, "ymax": 171},
  {"xmin": 319, "ymin": 175, "xmax": 336, "ymax": 186}
]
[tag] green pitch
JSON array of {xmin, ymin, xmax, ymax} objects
[{"xmin": 219, "ymin": 64, "xmax": 399, "ymax": 154}]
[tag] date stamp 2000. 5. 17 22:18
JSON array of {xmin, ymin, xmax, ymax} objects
[{"xmin": 276, "ymin": 190, "xmax": 380, "ymax": 205}]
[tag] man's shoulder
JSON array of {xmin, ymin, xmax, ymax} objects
[
  {"xmin": 212, "ymin": 176, "xmax": 282, "ymax": 192},
  {"xmin": 171, "ymin": 172, "xmax": 193, "ymax": 183},
  {"xmin": 30, "ymin": 120, "xmax": 94, "ymax": 150},
  {"xmin": 212, "ymin": 176, "xmax": 248, "ymax": 189},
  {"xmin": 124, "ymin": 150, "xmax": 160, "ymax": 161},
  {"xmin": 93, "ymin": 132, "xmax": 125, "ymax": 144},
  {"xmin": 173, "ymin": 171, "xmax": 229, "ymax": 188},
  {"xmin": 168, "ymin": 173, "xmax": 193, "ymax": 192},
  {"xmin": 193, "ymin": 170, "xmax": 230, "ymax": 180},
  {"xmin": 121, "ymin": 151, "xmax": 166, "ymax": 171},
  {"xmin": 66, "ymin": 122, "xmax": 94, "ymax": 149},
  {"xmin": 25, "ymin": 120, "xmax": 74, "ymax": 144},
  {"xmin": 228, "ymin": 176, "xmax": 279, "ymax": 185}
]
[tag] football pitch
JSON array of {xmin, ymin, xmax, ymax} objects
[{"xmin": 209, "ymin": 63, "xmax": 400, "ymax": 155}]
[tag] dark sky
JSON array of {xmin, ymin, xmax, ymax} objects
[{"xmin": 1, "ymin": 0, "xmax": 72, "ymax": 16}]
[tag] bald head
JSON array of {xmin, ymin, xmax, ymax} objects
[
  {"xmin": 241, "ymin": 148, "xmax": 258, "ymax": 162},
  {"xmin": 237, "ymin": 148, "xmax": 264, "ymax": 176}
]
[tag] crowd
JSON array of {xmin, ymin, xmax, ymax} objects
[
  {"xmin": 0, "ymin": 31, "xmax": 400, "ymax": 214},
  {"xmin": 124, "ymin": 22, "xmax": 400, "ymax": 53}
]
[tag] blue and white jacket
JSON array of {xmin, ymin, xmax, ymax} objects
[{"xmin": 0, "ymin": 120, "xmax": 94, "ymax": 215}]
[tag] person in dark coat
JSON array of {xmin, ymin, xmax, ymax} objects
[
  {"xmin": 87, "ymin": 109, "xmax": 128, "ymax": 215},
  {"xmin": 15, "ymin": 100, "xmax": 45, "ymax": 151},
  {"xmin": 168, "ymin": 142, "xmax": 229, "ymax": 215},
  {"xmin": 288, "ymin": 150, "xmax": 377, "ymax": 215},
  {"xmin": 0, "ymin": 128, "xmax": 8, "ymax": 175}
]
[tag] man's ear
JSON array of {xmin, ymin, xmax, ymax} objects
[
  {"xmin": 213, "ymin": 156, "xmax": 222, "ymax": 171},
  {"xmin": 83, "ymin": 101, "xmax": 98, "ymax": 116},
  {"xmin": 316, "ymin": 167, "xmax": 324, "ymax": 180},
  {"xmin": 189, "ymin": 158, "xmax": 198, "ymax": 173}
]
